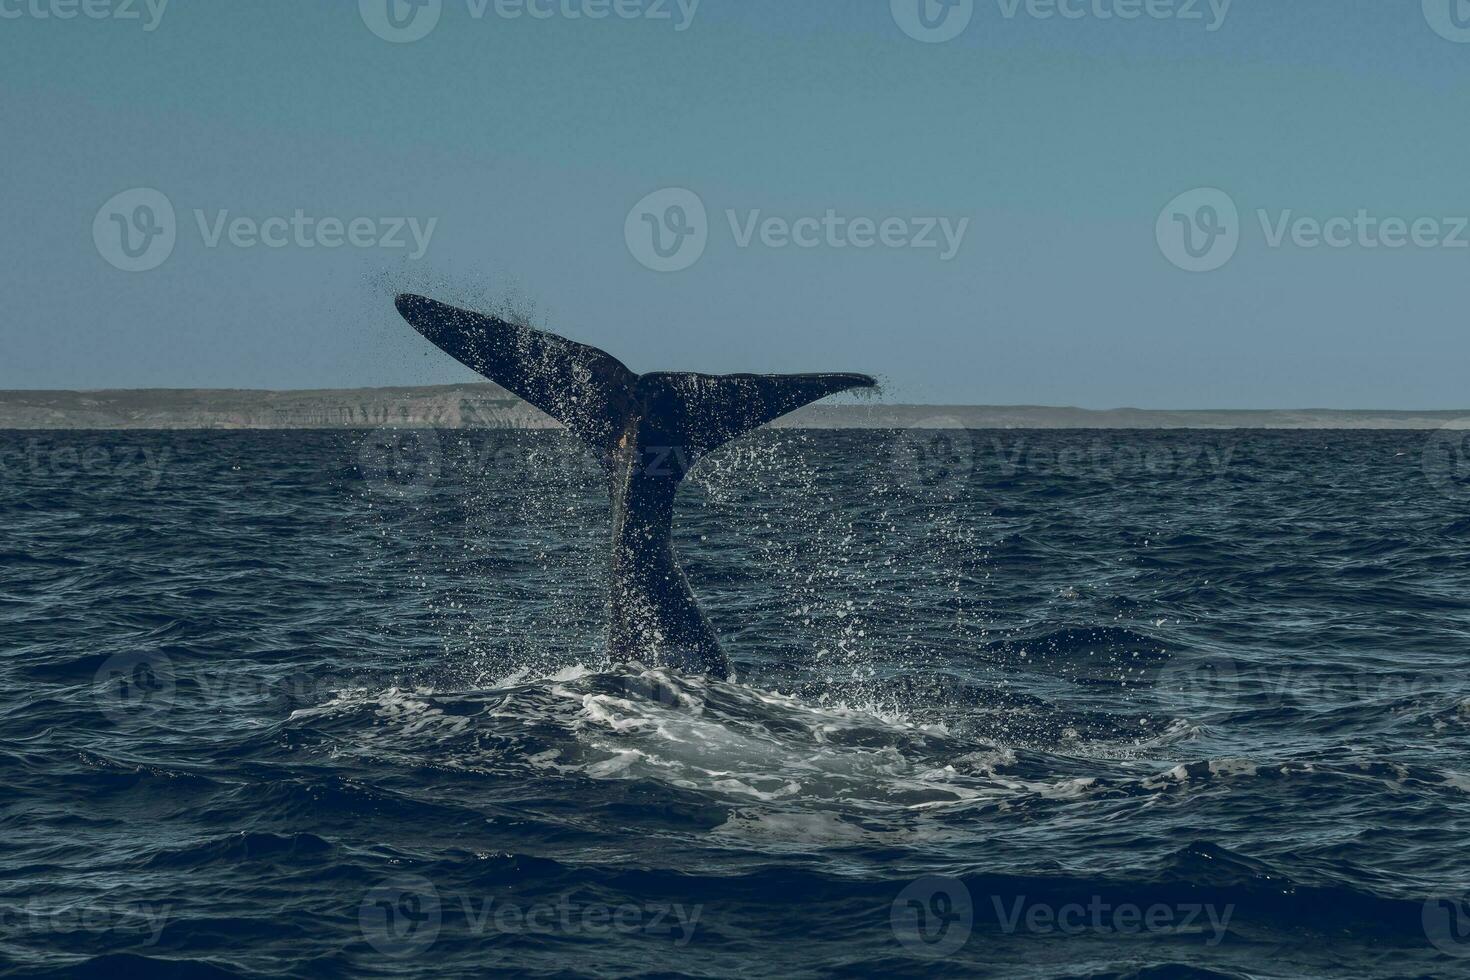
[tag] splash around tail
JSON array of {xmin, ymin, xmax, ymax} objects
[{"xmin": 393, "ymin": 293, "xmax": 876, "ymax": 679}]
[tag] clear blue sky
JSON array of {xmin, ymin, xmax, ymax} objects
[{"xmin": 3, "ymin": 0, "xmax": 1468, "ymax": 407}]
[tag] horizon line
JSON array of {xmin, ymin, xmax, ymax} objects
[{"xmin": 2, "ymin": 385, "xmax": 1469, "ymax": 416}]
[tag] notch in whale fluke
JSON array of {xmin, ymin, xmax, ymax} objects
[{"xmin": 394, "ymin": 292, "xmax": 876, "ymax": 465}]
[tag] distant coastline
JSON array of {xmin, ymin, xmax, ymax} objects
[{"xmin": 0, "ymin": 386, "xmax": 1463, "ymax": 430}]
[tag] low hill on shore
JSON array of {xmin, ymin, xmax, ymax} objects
[{"xmin": 1, "ymin": 386, "xmax": 1464, "ymax": 430}]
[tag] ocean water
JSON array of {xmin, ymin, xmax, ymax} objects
[{"xmin": 3, "ymin": 427, "xmax": 1470, "ymax": 979}]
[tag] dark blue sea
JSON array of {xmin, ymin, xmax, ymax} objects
[{"xmin": 5, "ymin": 427, "xmax": 1470, "ymax": 979}]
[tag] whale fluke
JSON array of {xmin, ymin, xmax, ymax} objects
[
  {"xmin": 647, "ymin": 370, "xmax": 879, "ymax": 462},
  {"xmin": 395, "ymin": 293, "xmax": 638, "ymax": 457},
  {"xmin": 393, "ymin": 293, "xmax": 876, "ymax": 678}
]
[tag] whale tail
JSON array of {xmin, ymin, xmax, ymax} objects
[
  {"xmin": 393, "ymin": 293, "xmax": 876, "ymax": 466},
  {"xmin": 393, "ymin": 292, "xmax": 875, "ymax": 679},
  {"xmin": 394, "ymin": 293, "xmax": 640, "ymax": 458}
]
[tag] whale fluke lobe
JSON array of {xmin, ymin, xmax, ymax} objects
[
  {"xmin": 393, "ymin": 293, "xmax": 876, "ymax": 678},
  {"xmin": 649, "ymin": 371, "xmax": 880, "ymax": 462},
  {"xmin": 395, "ymin": 293, "xmax": 638, "ymax": 456}
]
